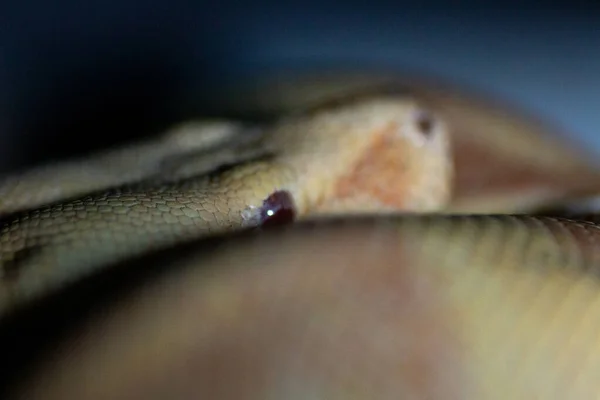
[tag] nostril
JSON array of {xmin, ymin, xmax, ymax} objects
[{"xmin": 414, "ymin": 110, "xmax": 437, "ymax": 139}]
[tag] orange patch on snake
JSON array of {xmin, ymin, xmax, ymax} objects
[{"xmin": 323, "ymin": 122, "xmax": 414, "ymax": 210}]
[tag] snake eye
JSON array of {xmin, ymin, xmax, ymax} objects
[
  {"xmin": 260, "ymin": 190, "xmax": 296, "ymax": 227},
  {"xmin": 414, "ymin": 109, "xmax": 437, "ymax": 139}
]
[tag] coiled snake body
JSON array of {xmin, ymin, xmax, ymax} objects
[{"xmin": 2, "ymin": 74, "xmax": 600, "ymax": 399}]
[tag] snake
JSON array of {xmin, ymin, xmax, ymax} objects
[{"xmin": 2, "ymin": 72, "xmax": 600, "ymax": 399}]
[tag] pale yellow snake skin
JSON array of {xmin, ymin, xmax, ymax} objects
[{"xmin": 2, "ymin": 75, "xmax": 600, "ymax": 399}]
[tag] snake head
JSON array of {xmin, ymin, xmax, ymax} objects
[{"xmin": 264, "ymin": 96, "xmax": 453, "ymax": 217}]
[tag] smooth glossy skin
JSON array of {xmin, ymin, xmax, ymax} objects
[{"xmin": 2, "ymin": 75, "xmax": 600, "ymax": 399}]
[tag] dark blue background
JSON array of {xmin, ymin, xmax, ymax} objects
[{"xmin": 1, "ymin": 2, "xmax": 598, "ymax": 173}]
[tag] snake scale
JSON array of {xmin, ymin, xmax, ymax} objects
[{"xmin": 2, "ymin": 73, "xmax": 600, "ymax": 399}]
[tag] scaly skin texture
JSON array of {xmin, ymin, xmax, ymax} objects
[
  {"xmin": 2, "ymin": 74, "xmax": 600, "ymax": 399},
  {"xmin": 0, "ymin": 96, "xmax": 451, "ymax": 317},
  {"xmin": 0, "ymin": 120, "xmax": 265, "ymax": 216},
  {"xmin": 9, "ymin": 216, "xmax": 600, "ymax": 399}
]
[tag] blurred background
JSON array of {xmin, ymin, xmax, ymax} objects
[{"xmin": 1, "ymin": 2, "xmax": 598, "ymax": 174}]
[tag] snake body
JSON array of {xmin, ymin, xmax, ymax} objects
[
  {"xmin": 2, "ymin": 76, "xmax": 600, "ymax": 399},
  {"xmin": 0, "ymin": 97, "xmax": 450, "ymax": 316},
  {"xmin": 10, "ymin": 215, "xmax": 600, "ymax": 399}
]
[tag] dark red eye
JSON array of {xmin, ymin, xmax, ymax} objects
[{"xmin": 260, "ymin": 190, "xmax": 296, "ymax": 227}]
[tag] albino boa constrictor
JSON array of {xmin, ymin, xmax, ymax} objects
[{"xmin": 2, "ymin": 72, "xmax": 600, "ymax": 399}]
